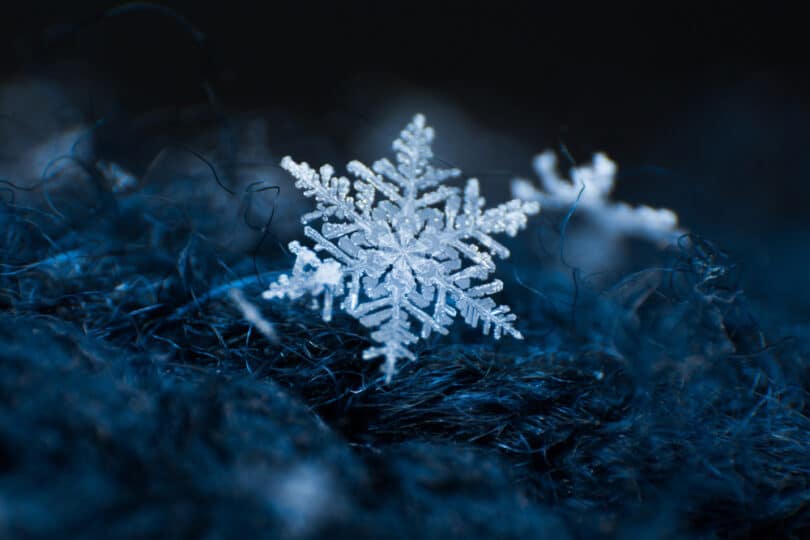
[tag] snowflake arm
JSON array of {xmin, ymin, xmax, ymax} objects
[
  {"xmin": 262, "ymin": 241, "xmax": 345, "ymax": 322},
  {"xmin": 280, "ymin": 157, "xmax": 371, "ymax": 230},
  {"xmin": 372, "ymin": 113, "xmax": 461, "ymax": 194},
  {"xmin": 455, "ymin": 178, "xmax": 540, "ymax": 258},
  {"xmin": 266, "ymin": 114, "xmax": 539, "ymax": 382}
]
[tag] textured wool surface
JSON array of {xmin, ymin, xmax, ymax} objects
[{"xmin": 1, "ymin": 119, "xmax": 810, "ymax": 540}]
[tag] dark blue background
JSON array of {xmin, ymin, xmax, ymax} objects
[{"xmin": 4, "ymin": 2, "xmax": 809, "ymax": 314}]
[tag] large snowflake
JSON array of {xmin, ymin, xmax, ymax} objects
[{"xmin": 263, "ymin": 114, "xmax": 539, "ymax": 381}]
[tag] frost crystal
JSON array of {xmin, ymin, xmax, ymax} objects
[
  {"xmin": 263, "ymin": 114, "xmax": 539, "ymax": 381},
  {"xmin": 512, "ymin": 150, "xmax": 682, "ymax": 244}
]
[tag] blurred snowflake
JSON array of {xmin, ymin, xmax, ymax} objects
[
  {"xmin": 264, "ymin": 114, "xmax": 539, "ymax": 381},
  {"xmin": 512, "ymin": 150, "xmax": 683, "ymax": 244}
]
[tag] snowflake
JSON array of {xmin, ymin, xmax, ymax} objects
[
  {"xmin": 263, "ymin": 114, "xmax": 539, "ymax": 381},
  {"xmin": 511, "ymin": 150, "xmax": 683, "ymax": 244}
]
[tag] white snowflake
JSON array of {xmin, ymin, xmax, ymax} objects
[
  {"xmin": 511, "ymin": 150, "xmax": 683, "ymax": 244},
  {"xmin": 263, "ymin": 114, "xmax": 539, "ymax": 381}
]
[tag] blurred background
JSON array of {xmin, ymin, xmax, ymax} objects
[{"xmin": 2, "ymin": 1, "xmax": 808, "ymax": 315}]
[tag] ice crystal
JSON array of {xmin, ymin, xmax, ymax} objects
[
  {"xmin": 263, "ymin": 114, "xmax": 540, "ymax": 381},
  {"xmin": 512, "ymin": 150, "xmax": 682, "ymax": 244}
]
